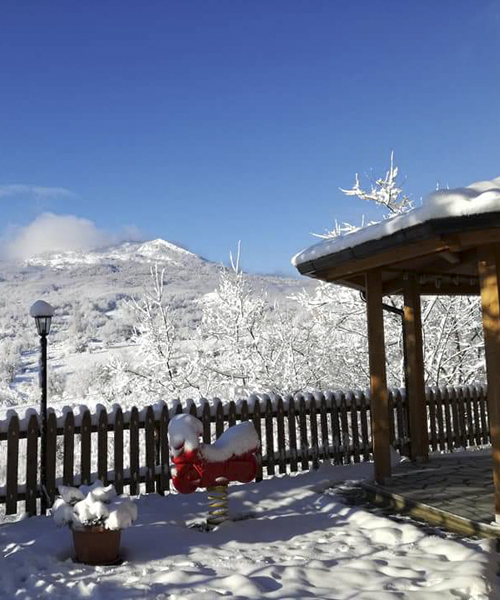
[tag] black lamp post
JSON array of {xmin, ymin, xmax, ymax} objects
[{"xmin": 30, "ymin": 300, "xmax": 54, "ymax": 515}]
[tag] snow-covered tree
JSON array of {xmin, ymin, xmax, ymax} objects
[
  {"xmin": 0, "ymin": 340, "xmax": 24, "ymax": 384},
  {"xmin": 194, "ymin": 245, "xmax": 271, "ymax": 397},
  {"xmin": 422, "ymin": 296, "xmax": 484, "ymax": 386},
  {"xmin": 105, "ymin": 264, "xmax": 194, "ymax": 400},
  {"xmin": 340, "ymin": 151, "xmax": 412, "ymax": 215}
]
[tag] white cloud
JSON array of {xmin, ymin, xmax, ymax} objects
[
  {"xmin": 3, "ymin": 213, "xmax": 144, "ymax": 260},
  {"xmin": 0, "ymin": 184, "xmax": 75, "ymax": 199}
]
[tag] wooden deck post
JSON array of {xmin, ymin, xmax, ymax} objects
[
  {"xmin": 366, "ymin": 269, "xmax": 391, "ymax": 483},
  {"xmin": 478, "ymin": 245, "xmax": 500, "ymax": 520},
  {"xmin": 403, "ymin": 273, "xmax": 429, "ymax": 461}
]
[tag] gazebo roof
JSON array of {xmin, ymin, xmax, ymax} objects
[{"xmin": 293, "ymin": 177, "xmax": 500, "ymax": 296}]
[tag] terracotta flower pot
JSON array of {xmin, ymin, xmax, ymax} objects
[{"xmin": 72, "ymin": 525, "xmax": 121, "ymax": 565}]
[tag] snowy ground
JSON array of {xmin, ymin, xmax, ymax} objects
[{"xmin": 0, "ymin": 462, "xmax": 498, "ymax": 600}]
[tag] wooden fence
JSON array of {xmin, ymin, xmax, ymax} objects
[{"xmin": 0, "ymin": 385, "xmax": 490, "ymax": 517}]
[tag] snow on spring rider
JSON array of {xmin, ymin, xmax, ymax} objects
[{"xmin": 168, "ymin": 413, "xmax": 260, "ymax": 528}]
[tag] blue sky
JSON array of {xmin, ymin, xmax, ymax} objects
[{"xmin": 1, "ymin": 1, "xmax": 499, "ymax": 275}]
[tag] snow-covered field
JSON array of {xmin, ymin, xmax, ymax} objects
[{"xmin": 1, "ymin": 462, "xmax": 498, "ymax": 599}]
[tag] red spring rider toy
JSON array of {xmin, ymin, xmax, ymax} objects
[{"xmin": 169, "ymin": 413, "xmax": 260, "ymax": 528}]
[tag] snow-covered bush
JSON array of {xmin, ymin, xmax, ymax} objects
[
  {"xmin": 99, "ymin": 317, "xmax": 134, "ymax": 344},
  {"xmin": 52, "ymin": 480, "xmax": 138, "ymax": 530},
  {"xmin": 0, "ymin": 339, "xmax": 26, "ymax": 384},
  {"xmin": 48, "ymin": 370, "xmax": 67, "ymax": 398}
]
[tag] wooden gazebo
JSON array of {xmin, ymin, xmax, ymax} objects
[{"xmin": 294, "ymin": 209, "xmax": 500, "ymax": 520}]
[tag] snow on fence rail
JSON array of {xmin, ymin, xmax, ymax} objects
[{"xmin": 0, "ymin": 385, "xmax": 489, "ymax": 518}]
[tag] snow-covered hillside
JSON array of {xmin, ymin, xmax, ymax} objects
[
  {"xmin": 25, "ymin": 239, "xmax": 198, "ymax": 269},
  {"xmin": 0, "ymin": 239, "xmax": 310, "ymax": 411},
  {"xmin": 9, "ymin": 238, "xmax": 305, "ymax": 308}
]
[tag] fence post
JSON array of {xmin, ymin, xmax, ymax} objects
[
  {"xmin": 393, "ymin": 390, "xmax": 404, "ymax": 453},
  {"xmin": 427, "ymin": 388, "xmax": 437, "ymax": 452},
  {"xmin": 145, "ymin": 406, "xmax": 156, "ymax": 493},
  {"xmin": 435, "ymin": 387, "xmax": 445, "ymax": 451},
  {"xmin": 276, "ymin": 396, "xmax": 286, "ymax": 474},
  {"xmin": 318, "ymin": 393, "xmax": 329, "ymax": 461},
  {"xmin": 471, "ymin": 386, "xmax": 482, "ymax": 446},
  {"xmin": 189, "ymin": 401, "xmax": 198, "ymax": 420},
  {"xmin": 158, "ymin": 404, "xmax": 169, "ymax": 494},
  {"xmin": 114, "ymin": 407, "xmax": 124, "ymax": 495},
  {"xmin": 251, "ymin": 397, "xmax": 263, "ymax": 482},
  {"xmin": 426, "ymin": 389, "xmax": 437, "ymax": 452},
  {"xmin": 464, "ymin": 386, "xmax": 474, "ymax": 447},
  {"xmin": 479, "ymin": 385, "xmax": 489, "ymax": 444},
  {"xmin": 201, "ymin": 401, "xmax": 211, "ymax": 443},
  {"xmin": 129, "ymin": 407, "xmax": 140, "ymax": 495},
  {"xmin": 239, "ymin": 399, "xmax": 249, "ymax": 423},
  {"xmin": 98, "ymin": 410, "xmax": 108, "ymax": 483},
  {"xmin": 339, "ymin": 392, "xmax": 350, "ymax": 464},
  {"xmin": 308, "ymin": 394, "xmax": 318, "ymax": 469},
  {"xmin": 298, "ymin": 394, "xmax": 309, "ymax": 471},
  {"xmin": 80, "ymin": 410, "xmax": 91, "ymax": 486},
  {"xmin": 45, "ymin": 412, "xmax": 57, "ymax": 507},
  {"xmin": 450, "ymin": 387, "xmax": 461, "ymax": 449},
  {"xmin": 264, "ymin": 395, "xmax": 275, "ymax": 476},
  {"xmin": 359, "ymin": 392, "xmax": 370, "ymax": 461},
  {"xmin": 63, "ymin": 411, "xmax": 75, "ymax": 486},
  {"xmin": 26, "ymin": 414, "xmax": 38, "ymax": 516},
  {"xmin": 443, "ymin": 388, "xmax": 454, "ymax": 451},
  {"xmin": 215, "ymin": 400, "xmax": 224, "ymax": 439},
  {"xmin": 228, "ymin": 401, "xmax": 237, "ymax": 427},
  {"xmin": 330, "ymin": 392, "xmax": 342, "ymax": 465},
  {"xmin": 6, "ymin": 414, "xmax": 19, "ymax": 515},
  {"xmin": 457, "ymin": 387, "xmax": 467, "ymax": 449},
  {"xmin": 349, "ymin": 392, "xmax": 360, "ymax": 463},
  {"xmin": 287, "ymin": 395, "xmax": 298, "ymax": 472}
]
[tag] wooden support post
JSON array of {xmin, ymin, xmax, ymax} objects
[
  {"xmin": 478, "ymin": 246, "xmax": 500, "ymax": 520},
  {"xmin": 403, "ymin": 273, "xmax": 429, "ymax": 461},
  {"xmin": 366, "ymin": 269, "xmax": 391, "ymax": 483}
]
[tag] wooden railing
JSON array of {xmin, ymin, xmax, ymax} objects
[{"xmin": 0, "ymin": 385, "xmax": 489, "ymax": 517}]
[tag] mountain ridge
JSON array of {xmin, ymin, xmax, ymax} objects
[{"xmin": 21, "ymin": 238, "xmax": 202, "ymax": 269}]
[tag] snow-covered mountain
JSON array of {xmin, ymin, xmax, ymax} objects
[
  {"xmin": 2, "ymin": 238, "xmax": 305, "ymax": 307},
  {"xmin": 25, "ymin": 239, "xmax": 198, "ymax": 268}
]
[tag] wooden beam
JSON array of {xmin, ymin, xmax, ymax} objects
[
  {"xmin": 366, "ymin": 269, "xmax": 391, "ymax": 483},
  {"xmin": 403, "ymin": 274, "xmax": 429, "ymax": 461},
  {"xmin": 318, "ymin": 238, "xmax": 450, "ymax": 282},
  {"xmin": 382, "ymin": 277, "xmax": 479, "ymax": 296},
  {"xmin": 478, "ymin": 245, "xmax": 500, "ymax": 520},
  {"xmin": 455, "ymin": 228, "xmax": 500, "ymax": 249},
  {"xmin": 417, "ymin": 282, "xmax": 479, "ymax": 296},
  {"xmin": 414, "ymin": 248, "xmax": 478, "ymax": 277}
]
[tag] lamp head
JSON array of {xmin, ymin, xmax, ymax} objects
[{"xmin": 30, "ymin": 300, "xmax": 54, "ymax": 336}]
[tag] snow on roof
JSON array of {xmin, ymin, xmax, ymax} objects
[{"xmin": 292, "ymin": 176, "xmax": 500, "ymax": 268}]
